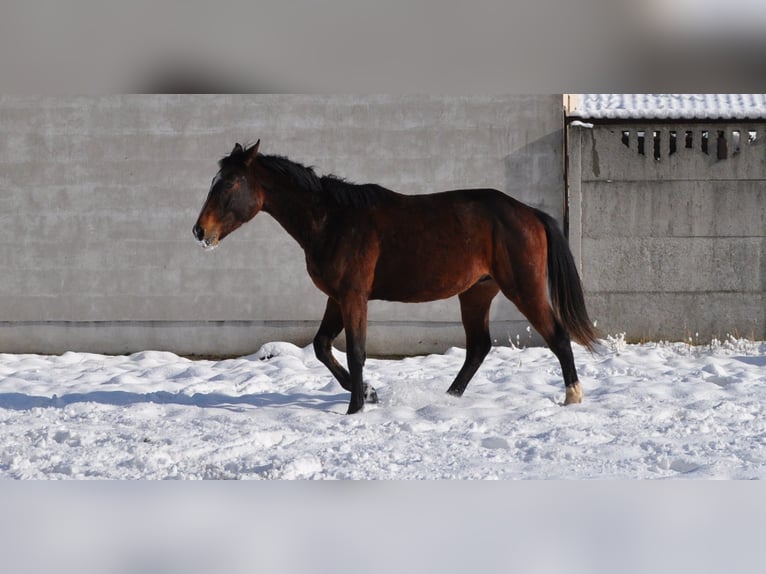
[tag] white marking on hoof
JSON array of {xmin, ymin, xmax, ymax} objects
[{"xmin": 564, "ymin": 382, "xmax": 583, "ymax": 405}]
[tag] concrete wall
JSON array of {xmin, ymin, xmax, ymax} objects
[
  {"xmin": 568, "ymin": 122, "xmax": 766, "ymax": 341},
  {"xmin": 0, "ymin": 95, "xmax": 565, "ymax": 355}
]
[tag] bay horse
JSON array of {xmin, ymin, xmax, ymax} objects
[{"xmin": 193, "ymin": 141, "xmax": 598, "ymax": 414}]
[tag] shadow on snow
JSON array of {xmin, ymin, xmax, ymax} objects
[{"xmin": 0, "ymin": 390, "xmax": 348, "ymax": 412}]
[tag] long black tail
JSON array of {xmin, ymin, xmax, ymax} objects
[{"xmin": 535, "ymin": 209, "xmax": 599, "ymax": 351}]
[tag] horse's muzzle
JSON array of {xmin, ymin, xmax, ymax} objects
[{"xmin": 192, "ymin": 224, "xmax": 218, "ymax": 250}]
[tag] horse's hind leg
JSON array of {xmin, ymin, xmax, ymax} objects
[
  {"xmin": 548, "ymin": 319, "xmax": 582, "ymax": 405},
  {"xmin": 499, "ymin": 280, "xmax": 582, "ymax": 405},
  {"xmin": 447, "ymin": 278, "xmax": 500, "ymax": 397},
  {"xmin": 313, "ymin": 297, "xmax": 378, "ymax": 404}
]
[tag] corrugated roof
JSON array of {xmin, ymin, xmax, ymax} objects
[{"xmin": 568, "ymin": 94, "xmax": 766, "ymax": 120}]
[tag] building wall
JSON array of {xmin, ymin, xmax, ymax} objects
[
  {"xmin": 0, "ymin": 95, "xmax": 565, "ymax": 355},
  {"xmin": 568, "ymin": 122, "xmax": 766, "ymax": 341}
]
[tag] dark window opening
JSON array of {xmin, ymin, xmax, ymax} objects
[
  {"xmin": 637, "ymin": 131, "xmax": 645, "ymax": 155},
  {"xmin": 716, "ymin": 130, "xmax": 727, "ymax": 160},
  {"xmin": 685, "ymin": 130, "xmax": 693, "ymax": 148},
  {"xmin": 653, "ymin": 131, "xmax": 661, "ymax": 160},
  {"xmin": 669, "ymin": 131, "xmax": 677, "ymax": 155},
  {"xmin": 701, "ymin": 130, "xmax": 709, "ymax": 154}
]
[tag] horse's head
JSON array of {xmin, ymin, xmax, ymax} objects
[{"xmin": 193, "ymin": 140, "xmax": 263, "ymax": 249}]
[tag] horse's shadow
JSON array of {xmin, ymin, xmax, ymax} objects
[{"xmin": 0, "ymin": 390, "xmax": 348, "ymax": 413}]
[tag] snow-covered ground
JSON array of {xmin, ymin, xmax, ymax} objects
[{"xmin": 1, "ymin": 335, "xmax": 764, "ymax": 479}]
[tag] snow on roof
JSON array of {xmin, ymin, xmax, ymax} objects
[{"xmin": 568, "ymin": 94, "xmax": 766, "ymax": 120}]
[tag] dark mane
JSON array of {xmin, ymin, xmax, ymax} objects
[
  {"xmin": 258, "ymin": 154, "xmax": 324, "ymax": 194},
  {"xmin": 319, "ymin": 176, "xmax": 396, "ymax": 208},
  {"xmin": 240, "ymin": 152, "xmax": 396, "ymax": 208}
]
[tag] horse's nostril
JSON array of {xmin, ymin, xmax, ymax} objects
[{"xmin": 193, "ymin": 224, "xmax": 205, "ymax": 241}]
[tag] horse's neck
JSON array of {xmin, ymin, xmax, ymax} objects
[{"xmin": 261, "ymin": 180, "xmax": 326, "ymax": 251}]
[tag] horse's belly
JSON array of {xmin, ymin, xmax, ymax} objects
[
  {"xmin": 371, "ymin": 252, "xmax": 488, "ymax": 302},
  {"xmin": 370, "ymin": 200, "xmax": 495, "ymax": 301}
]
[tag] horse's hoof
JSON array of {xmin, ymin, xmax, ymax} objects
[
  {"xmin": 364, "ymin": 385, "xmax": 379, "ymax": 404},
  {"xmin": 346, "ymin": 402, "xmax": 364, "ymax": 415},
  {"xmin": 564, "ymin": 382, "xmax": 583, "ymax": 405}
]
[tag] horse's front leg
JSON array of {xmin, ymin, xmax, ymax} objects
[
  {"xmin": 339, "ymin": 295, "xmax": 369, "ymax": 414},
  {"xmin": 313, "ymin": 297, "xmax": 378, "ymax": 404}
]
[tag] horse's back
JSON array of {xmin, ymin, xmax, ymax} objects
[{"xmin": 368, "ymin": 188, "xmax": 535, "ymax": 302}]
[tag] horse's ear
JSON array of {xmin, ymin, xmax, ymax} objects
[
  {"xmin": 245, "ymin": 139, "xmax": 260, "ymax": 166},
  {"xmin": 232, "ymin": 143, "xmax": 244, "ymax": 154}
]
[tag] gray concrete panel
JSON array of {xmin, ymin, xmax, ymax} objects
[
  {"xmin": 569, "ymin": 121, "xmax": 766, "ymax": 343},
  {"xmin": 0, "ymin": 95, "xmax": 564, "ymax": 355}
]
